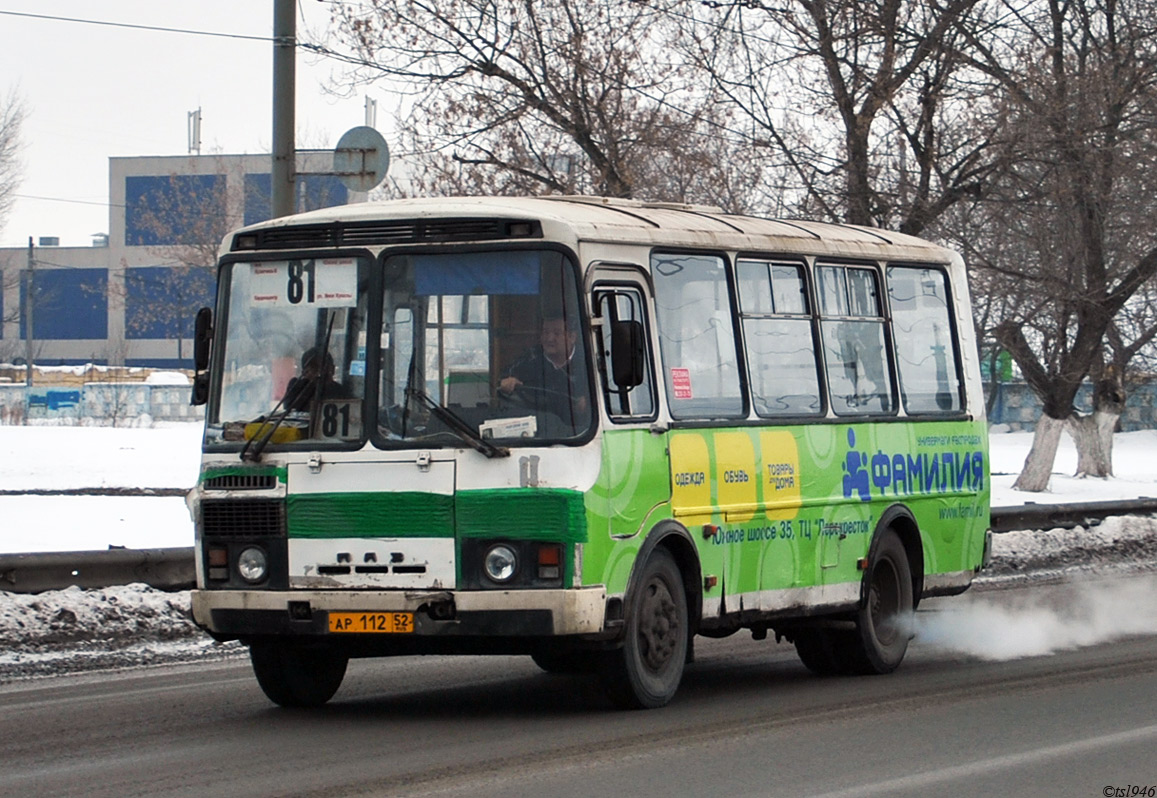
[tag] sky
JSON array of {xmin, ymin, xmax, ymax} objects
[
  {"xmin": 0, "ymin": 1, "xmax": 389, "ymax": 248},
  {"xmin": 1, "ymin": 423, "xmax": 1156, "ymax": 554}
]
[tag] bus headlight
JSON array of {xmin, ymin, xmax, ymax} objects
[
  {"xmin": 483, "ymin": 544, "xmax": 518, "ymax": 583},
  {"xmin": 237, "ymin": 546, "xmax": 268, "ymax": 583}
]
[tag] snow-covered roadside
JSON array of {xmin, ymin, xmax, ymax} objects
[{"xmin": 0, "ymin": 583, "xmax": 244, "ymax": 681}]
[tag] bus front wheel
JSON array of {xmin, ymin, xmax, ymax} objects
[
  {"xmin": 249, "ymin": 641, "xmax": 349, "ymax": 707},
  {"xmin": 600, "ymin": 548, "xmax": 688, "ymax": 709}
]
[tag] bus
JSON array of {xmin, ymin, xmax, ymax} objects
[{"xmin": 188, "ymin": 196, "xmax": 991, "ymax": 709}]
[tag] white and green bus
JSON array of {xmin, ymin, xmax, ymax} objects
[{"xmin": 188, "ymin": 196, "xmax": 990, "ymax": 709}]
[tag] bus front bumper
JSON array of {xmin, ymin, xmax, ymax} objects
[{"xmin": 191, "ymin": 586, "xmax": 608, "ymax": 639}]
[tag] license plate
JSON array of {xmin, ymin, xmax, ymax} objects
[{"xmin": 328, "ymin": 611, "xmax": 414, "ymax": 634}]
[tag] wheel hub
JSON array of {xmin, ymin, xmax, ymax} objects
[
  {"xmin": 870, "ymin": 561, "xmax": 900, "ymax": 645},
  {"xmin": 638, "ymin": 580, "xmax": 679, "ymax": 671}
]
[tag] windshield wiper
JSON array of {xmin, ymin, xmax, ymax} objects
[{"xmin": 406, "ymin": 387, "xmax": 509, "ymax": 459}]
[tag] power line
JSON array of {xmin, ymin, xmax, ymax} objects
[
  {"xmin": 14, "ymin": 193, "xmax": 123, "ymax": 210},
  {"xmin": 0, "ymin": 10, "xmax": 274, "ymax": 43}
]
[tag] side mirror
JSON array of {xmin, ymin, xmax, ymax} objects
[
  {"xmin": 191, "ymin": 307, "xmax": 213, "ymax": 407},
  {"xmin": 191, "ymin": 371, "xmax": 210, "ymax": 406},
  {"xmin": 610, "ymin": 319, "xmax": 646, "ymax": 388},
  {"xmin": 193, "ymin": 307, "xmax": 213, "ymax": 372}
]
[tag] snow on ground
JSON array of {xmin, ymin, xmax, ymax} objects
[
  {"xmin": 0, "ymin": 423, "xmax": 202, "ymax": 493},
  {"xmin": 0, "ymin": 423, "xmax": 202, "ymax": 554},
  {"xmin": 0, "ymin": 422, "xmax": 1156, "ymax": 681},
  {"xmin": 989, "ymin": 426, "xmax": 1157, "ymax": 504}
]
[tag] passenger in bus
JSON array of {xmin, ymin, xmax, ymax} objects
[
  {"xmin": 498, "ymin": 315, "xmax": 589, "ymax": 424},
  {"xmin": 284, "ymin": 347, "xmax": 350, "ymax": 411}
]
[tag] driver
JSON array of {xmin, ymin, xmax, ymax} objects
[
  {"xmin": 284, "ymin": 347, "xmax": 350, "ymax": 411},
  {"xmin": 498, "ymin": 314, "xmax": 589, "ymax": 424}
]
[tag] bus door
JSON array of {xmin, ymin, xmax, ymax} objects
[{"xmin": 590, "ymin": 273, "xmax": 668, "ymax": 547}]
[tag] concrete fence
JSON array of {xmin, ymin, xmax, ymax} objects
[
  {"xmin": 985, "ymin": 380, "xmax": 1157, "ymax": 432},
  {"xmin": 0, "ymin": 383, "xmax": 204, "ymax": 425}
]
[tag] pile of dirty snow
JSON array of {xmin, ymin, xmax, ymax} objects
[
  {"xmin": 0, "ymin": 584, "xmax": 242, "ymax": 680},
  {"xmin": 982, "ymin": 515, "xmax": 1157, "ymax": 580}
]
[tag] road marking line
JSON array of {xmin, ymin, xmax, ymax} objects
[{"xmin": 805, "ymin": 723, "xmax": 1157, "ymax": 798}]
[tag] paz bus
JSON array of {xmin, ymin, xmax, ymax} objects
[{"xmin": 188, "ymin": 196, "xmax": 991, "ymax": 709}]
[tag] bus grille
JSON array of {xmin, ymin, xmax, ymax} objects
[
  {"xmin": 201, "ymin": 499, "xmax": 285, "ymax": 537},
  {"xmin": 203, "ymin": 474, "xmax": 277, "ymax": 491},
  {"xmin": 232, "ymin": 218, "xmax": 541, "ymax": 251}
]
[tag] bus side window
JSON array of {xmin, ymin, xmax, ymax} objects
[
  {"xmin": 817, "ymin": 264, "xmax": 895, "ymax": 415},
  {"xmin": 652, "ymin": 253, "xmax": 745, "ymax": 419},
  {"xmin": 594, "ymin": 288, "xmax": 656, "ymax": 420},
  {"xmin": 737, "ymin": 259, "xmax": 823, "ymax": 417},
  {"xmin": 886, "ymin": 265, "xmax": 962, "ymax": 413}
]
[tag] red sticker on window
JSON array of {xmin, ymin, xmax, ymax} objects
[{"xmin": 671, "ymin": 368, "xmax": 693, "ymax": 399}]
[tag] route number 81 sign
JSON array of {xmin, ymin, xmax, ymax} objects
[{"xmin": 249, "ymin": 259, "xmax": 358, "ymax": 308}]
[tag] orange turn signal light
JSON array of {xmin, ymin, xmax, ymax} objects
[{"xmin": 537, "ymin": 544, "xmax": 561, "ymax": 566}]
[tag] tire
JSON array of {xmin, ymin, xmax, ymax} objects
[
  {"xmin": 600, "ymin": 548, "xmax": 688, "ymax": 709},
  {"xmin": 793, "ymin": 529, "xmax": 914, "ymax": 677},
  {"xmin": 793, "ymin": 628, "xmax": 854, "ymax": 676},
  {"xmin": 249, "ymin": 641, "xmax": 349, "ymax": 708},
  {"xmin": 847, "ymin": 528, "xmax": 914, "ymax": 674}
]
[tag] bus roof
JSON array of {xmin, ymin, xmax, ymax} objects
[{"xmin": 225, "ymin": 195, "xmax": 957, "ymax": 263}]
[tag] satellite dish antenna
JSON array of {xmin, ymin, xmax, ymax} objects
[{"xmin": 333, "ymin": 126, "xmax": 390, "ymax": 192}]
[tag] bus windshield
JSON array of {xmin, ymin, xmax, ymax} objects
[
  {"xmin": 378, "ymin": 249, "xmax": 592, "ymax": 446},
  {"xmin": 206, "ymin": 256, "xmax": 371, "ymax": 448},
  {"xmin": 204, "ymin": 248, "xmax": 593, "ymax": 450}
]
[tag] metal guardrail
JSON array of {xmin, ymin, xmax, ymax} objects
[
  {"xmin": 1, "ymin": 499, "xmax": 1156, "ymax": 594},
  {"xmin": 0, "ymin": 547, "xmax": 194, "ymax": 594},
  {"xmin": 989, "ymin": 497, "xmax": 1157, "ymax": 533}
]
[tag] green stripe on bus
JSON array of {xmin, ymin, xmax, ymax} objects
[
  {"xmin": 456, "ymin": 488, "xmax": 588, "ymax": 543},
  {"xmin": 285, "ymin": 488, "xmax": 587, "ymax": 542},
  {"xmin": 287, "ymin": 492, "xmax": 455, "ymax": 538}
]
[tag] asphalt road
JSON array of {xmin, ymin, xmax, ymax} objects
[{"xmin": 2, "ymin": 574, "xmax": 1155, "ymax": 798}]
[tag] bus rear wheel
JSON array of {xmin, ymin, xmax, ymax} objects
[
  {"xmin": 793, "ymin": 529, "xmax": 914, "ymax": 676},
  {"xmin": 793, "ymin": 627, "xmax": 855, "ymax": 675},
  {"xmin": 600, "ymin": 548, "xmax": 688, "ymax": 709},
  {"xmin": 850, "ymin": 529, "xmax": 914, "ymax": 674},
  {"xmin": 249, "ymin": 641, "xmax": 349, "ymax": 707}
]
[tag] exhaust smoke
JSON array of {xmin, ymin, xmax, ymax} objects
[{"xmin": 912, "ymin": 574, "xmax": 1157, "ymax": 661}]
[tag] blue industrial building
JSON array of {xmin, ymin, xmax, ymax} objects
[{"xmin": 0, "ymin": 152, "xmax": 352, "ymax": 369}]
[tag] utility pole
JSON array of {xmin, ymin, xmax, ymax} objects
[
  {"xmin": 23, "ymin": 236, "xmax": 33, "ymax": 387},
  {"xmin": 272, "ymin": 0, "xmax": 296, "ymax": 218}
]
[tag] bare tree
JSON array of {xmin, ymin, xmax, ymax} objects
[
  {"xmin": 0, "ymin": 88, "xmax": 25, "ymax": 236},
  {"xmin": 320, "ymin": 0, "xmax": 757, "ymax": 207},
  {"xmin": 0, "ymin": 248, "xmax": 21, "ymax": 329},
  {"xmin": 684, "ymin": 0, "xmax": 997, "ymax": 232},
  {"xmin": 960, "ymin": 0, "xmax": 1157, "ymax": 489}
]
